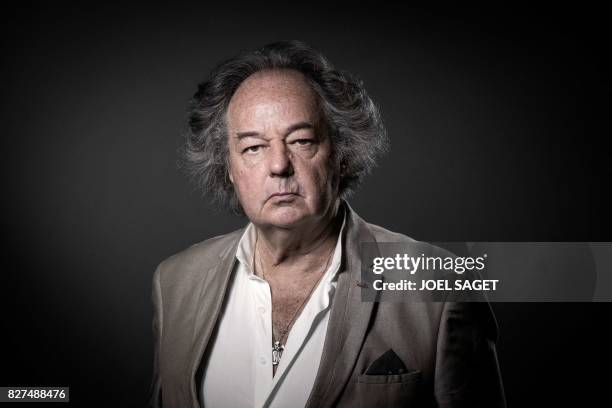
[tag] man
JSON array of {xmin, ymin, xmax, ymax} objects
[{"xmin": 149, "ymin": 40, "xmax": 505, "ymax": 407}]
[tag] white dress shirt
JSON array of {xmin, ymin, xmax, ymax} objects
[{"xmin": 201, "ymin": 213, "xmax": 346, "ymax": 408}]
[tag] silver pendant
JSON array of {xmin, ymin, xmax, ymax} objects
[{"xmin": 272, "ymin": 341, "xmax": 284, "ymax": 366}]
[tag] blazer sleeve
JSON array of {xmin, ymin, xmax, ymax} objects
[
  {"xmin": 148, "ymin": 265, "xmax": 163, "ymax": 408},
  {"xmin": 434, "ymin": 300, "xmax": 506, "ymax": 408}
]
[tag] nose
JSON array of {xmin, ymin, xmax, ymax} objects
[{"xmin": 268, "ymin": 143, "xmax": 294, "ymax": 177}]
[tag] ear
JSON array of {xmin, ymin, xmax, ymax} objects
[{"xmin": 228, "ymin": 169, "xmax": 234, "ymax": 184}]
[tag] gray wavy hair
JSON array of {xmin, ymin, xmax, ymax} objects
[{"xmin": 182, "ymin": 40, "xmax": 389, "ymax": 213}]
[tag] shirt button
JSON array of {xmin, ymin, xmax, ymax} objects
[
  {"xmin": 259, "ymin": 356, "xmax": 267, "ymax": 365},
  {"xmin": 258, "ymin": 306, "xmax": 266, "ymax": 314}
]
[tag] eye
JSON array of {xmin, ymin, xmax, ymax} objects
[
  {"xmin": 293, "ymin": 139, "xmax": 315, "ymax": 146},
  {"xmin": 243, "ymin": 145, "xmax": 263, "ymax": 154}
]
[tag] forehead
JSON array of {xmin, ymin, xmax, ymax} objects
[{"xmin": 226, "ymin": 69, "xmax": 320, "ymax": 129}]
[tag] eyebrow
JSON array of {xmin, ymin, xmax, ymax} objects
[{"xmin": 234, "ymin": 121, "xmax": 315, "ymax": 140}]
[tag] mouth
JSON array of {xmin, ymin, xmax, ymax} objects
[
  {"xmin": 268, "ymin": 191, "xmax": 301, "ymax": 202},
  {"xmin": 269, "ymin": 192, "xmax": 298, "ymax": 199}
]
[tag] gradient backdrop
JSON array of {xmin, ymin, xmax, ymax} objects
[{"xmin": 1, "ymin": 3, "xmax": 609, "ymax": 407}]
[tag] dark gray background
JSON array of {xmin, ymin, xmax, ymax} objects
[{"xmin": 1, "ymin": 3, "xmax": 609, "ymax": 406}]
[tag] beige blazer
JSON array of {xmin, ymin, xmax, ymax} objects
[{"xmin": 149, "ymin": 203, "xmax": 505, "ymax": 407}]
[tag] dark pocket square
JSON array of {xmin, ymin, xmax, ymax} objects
[{"xmin": 364, "ymin": 349, "xmax": 408, "ymax": 375}]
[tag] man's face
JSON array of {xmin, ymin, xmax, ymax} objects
[{"xmin": 226, "ymin": 69, "xmax": 338, "ymax": 229}]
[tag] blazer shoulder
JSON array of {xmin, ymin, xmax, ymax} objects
[
  {"xmin": 155, "ymin": 228, "xmax": 244, "ymax": 284},
  {"xmin": 365, "ymin": 222, "xmax": 418, "ymax": 244},
  {"xmin": 364, "ymin": 221, "xmax": 455, "ymax": 258}
]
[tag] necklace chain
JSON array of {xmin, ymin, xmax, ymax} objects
[{"xmin": 253, "ymin": 233, "xmax": 336, "ymax": 366}]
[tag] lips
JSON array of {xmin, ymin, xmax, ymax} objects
[{"xmin": 269, "ymin": 192, "xmax": 298, "ymax": 198}]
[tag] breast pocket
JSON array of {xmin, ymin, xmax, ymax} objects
[{"xmin": 356, "ymin": 370, "xmax": 422, "ymax": 408}]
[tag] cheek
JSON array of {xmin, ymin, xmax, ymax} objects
[
  {"xmin": 233, "ymin": 171, "xmax": 252, "ymax": 193},
  {"xmin": 232, "ymin": 169, "xmax": 265, "ymax": 201},
  {"xmin": 301, "ymin": 162, "xmax": 335, "ymax": 199}
]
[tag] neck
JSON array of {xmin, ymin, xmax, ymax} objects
[{"xmin": 254, "ymin": 201, "xmax": 342, "ymax": 275}]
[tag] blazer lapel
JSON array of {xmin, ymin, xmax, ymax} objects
[
  {"xmin": 188, "ymin": 230, "xmax": 244, "ymax": 407},
  {"xmin": 306, "ymin": 203, "xmax": 381, "ymax": 408}
]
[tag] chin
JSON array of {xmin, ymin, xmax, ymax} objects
[{"xmin": 263, "ymin": 206, "xmax": 310, "ymax": 228}]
